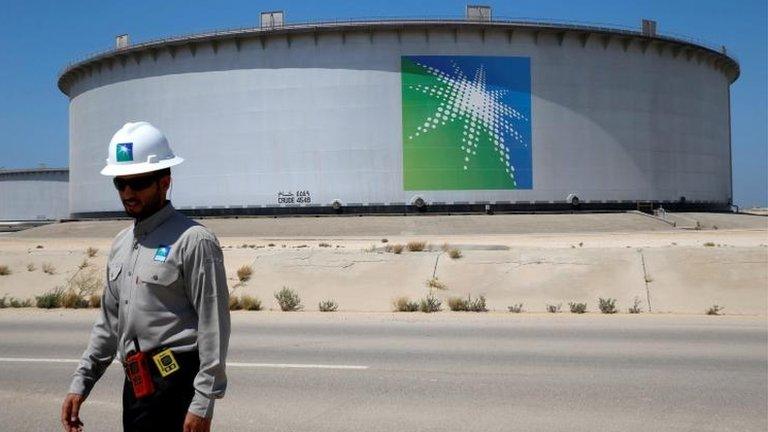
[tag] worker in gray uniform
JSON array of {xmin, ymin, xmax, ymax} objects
[{"xmin": 60, "ymin": 122, "xmax": 230, "ymax": 432}]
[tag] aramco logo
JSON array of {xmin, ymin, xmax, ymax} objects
[
  {"xmin": 116, "ymin": 143, "xmax": 134, "ymax": 162},
  {"xmin": 401, "ymin": 56, "xmax": 532, "ymax": 190}
]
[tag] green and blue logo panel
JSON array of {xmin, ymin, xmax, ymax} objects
[
  {"xmin": 116, "ymin": 143, "xmax": 133, "ymax": 162},
  {"xmin": 402, "ymin": 56, "xmax": 532, "ymax": 190}
]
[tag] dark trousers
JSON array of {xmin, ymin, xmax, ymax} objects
[{"xmin": 122, "ymin": 350, "xmax": 200, "ymax": 432}]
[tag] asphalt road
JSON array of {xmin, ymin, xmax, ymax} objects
[{"xmin": 0, "ymin": 311, "xmax": 765, "ymax": 432}]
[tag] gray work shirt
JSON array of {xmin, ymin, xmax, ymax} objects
[{"xmin": 69, "ymin": 202, "xmax": 230, "ymax": 418}]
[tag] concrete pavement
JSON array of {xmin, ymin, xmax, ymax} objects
[{"xmin": 0, "ymin": 310, "xmax": 765, "ymax": 431}]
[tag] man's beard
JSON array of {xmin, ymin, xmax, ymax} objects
[{"xmin": 124, "ymin": 191, "xmax": 166, "ymax": 220}]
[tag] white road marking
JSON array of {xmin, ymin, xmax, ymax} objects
[
  {"xmin": 228, "ymin": 362, "xmax": 369, "ymax": 370},
  {"xmin": 0, "ymin": 357, "xmax": 369, "ymax": 370}
]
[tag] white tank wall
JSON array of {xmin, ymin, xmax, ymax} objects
[
  {"xmin": 0, "ymin": 171, "xmax": 69, "ymax": 220},
  {"xmin": 66, "ymin": 27, "xmax": 733, "ymax": 214}
]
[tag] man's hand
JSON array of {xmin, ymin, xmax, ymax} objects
[
  {"xmin": 60, "ymin": 393, "xmax": 85, "ymax": 432},
  {"xmin": 183, "ymin": 411, "xmax": 212, "ymax": 432}
]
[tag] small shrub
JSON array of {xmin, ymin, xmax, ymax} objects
[
  {"xmin": 228, "ymin": 296, "xmax": 242, "ymax": 310},
  {"xmin": 295, "ymin": 244, "xmax": 308, "ymax": 249},
  {"xmin": 598, "ymin": 298, "xmax": 618, "ymax": 314},
  {"xmin": 89, "ymin": 293, "xmax": 102, "ymax": 309},
  {"xmin": 546, "ymin": 303, "xmax": 562, "ymax": 313},
  {"xmin": 381, "ymin": 238, "xmax": 389, "ymax": 243},
  {"xmin": 0, "ymin": 295, "xmax": 7, "ymax": 308},
  {"xmin": 36, "ymin": 287, "xmax": 65, "ymax": 309},
  {"xmin": 447, "ymin": 296, "xmax": 469, "ymax": 311},
  {"xmin": 407, "ymin": 241, "xmax": 427, "ymax": 252},
  {"xmin": 268, "ymin": 243, "xmax": 275, "ymax": 247},
  {"xmin": 628, "ymin": 297, "xmax": 643, "ymax": 314},
  {"xmin": 35, "ymin": 245, "xmax": 43, "ymax": 249},
  {"xmin": 448, "ymin": 248, "xmax": 463, "ymax": 259},
  {"xmin": 568, "ymin": 302, "xmax": 588, "ymax": 314},
  {"xmin": 274, "ymin": 287, "xmax": 302, "ymax": 311},
  {"xmin": 441, "ymin": 243, "xmax": 451, "ymax": 252},
  {"xmin": 239, "ymin": 294, "xmax": 262, "ymax": 311},
  {"xmin": 86, "ymin": 247, "xmax": 98, "ymax": 258},
  {"xmin": 508, "ymin": 303, "xmax": 524, "ymax": 313},
  {"xmin": 78, "ymin": 259, "xmax": 89, "ymax": 270},
  {"xmin": 578, "ymin": 242, "xmax": 584, "ymax": 247},
  {"xmin": 364, "ymin": 244, "xmax": 378, "ymax": 253},
  {"xmin": 27, "ymin": 263, "xmax": 35, "ymax": 272},
  {"xmin": 391, "ymin": 244, "xmax": 404, "ymax": 254},
  {"xmin": 393, "ymin": 296, "xmax": 419, "ymax": 312},
  {"xmin": 467, "ymin": 295, "xmax": 487, "ymax": 312},
  {"xmin": 0, "ymin": 265, "xmax": 10, "ymax": 276},
  {"xmin": 706, "ymin": 304, "xmax": 724, "ymax": 316},
  {"xmin": 318, "ymin": 242, "xmax": 331, "ymax": 248},
  {"xmin": 10, "ymin": 298, "xmax": 33, "ymax": 308},
  {"xmin": 236, "ymin": 265, "xmax": 253, "ymax": 283},
  {"xmin": 240, "ymin": 244, "xmax": 248, "ymax": 249},
  {"xmin": 703, "ymin": 242, "xmax": 716, "ymax": 247},
  {"xmin": 419, "ymin": 292, "xmax": 442, "ymax": 313},
  {"xmin": 69, "ymin": 267, "xmax": 102, "ymax": 298},
  {"xmin": 318, "ymin": 299, "xmax": 338, "ymax": 312},
  {"xmin": 425, "ymin": 277, "xmax": 447, "ymax": 290},
  {"xmin": 42, "ymin": 262, "xmax": 56, "ymax": 275},
  {"xmin": 61, "ymin": 289, "xmax": 89, "ymax": 309}
]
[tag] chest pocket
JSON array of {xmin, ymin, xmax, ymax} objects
[
  {"xmin": 107, "ymin": 262, "xmax": 122, "ymax": 295},
  {"xmin": 135, "ymin": 263, "xmax": 186, "ymax": 312},
  {"xmin": 138, "ymin": 263, "xmax": 180, "ymax": 286}
]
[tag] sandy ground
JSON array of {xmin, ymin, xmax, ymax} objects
[{"xmin": 1, "ymin": 213, "xmax": 766, "ymax": 315}]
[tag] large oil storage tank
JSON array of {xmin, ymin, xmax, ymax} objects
[{"xmin": 58, "ymin": 13, "xmax": 739, "ymax": 217}]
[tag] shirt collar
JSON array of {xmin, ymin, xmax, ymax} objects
[{"xmin": 133, "ymin": 201, "xmax": 175, "ymax": 237}]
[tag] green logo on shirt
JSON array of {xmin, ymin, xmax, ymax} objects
[{"xmin": 153, "ymin": 246, "xmax": 170, "ymax": 262}]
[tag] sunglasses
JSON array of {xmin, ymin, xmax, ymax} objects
[{"xmin": 113, "ymin": 173, "xmax": 161, "ymax": 192}]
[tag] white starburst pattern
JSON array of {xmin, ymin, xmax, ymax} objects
[{"xmin": 406, "ymin": 60, "xmax": 528, "ymax": 184}]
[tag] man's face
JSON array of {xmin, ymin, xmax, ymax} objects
[{"xmin": 113, "ymin": 171, "xmax": 171, "ymax": 219}]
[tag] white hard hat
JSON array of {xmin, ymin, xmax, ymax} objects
[{"xmin": 100, "ymin": 122, "xmax": 184, "ymax": 176}]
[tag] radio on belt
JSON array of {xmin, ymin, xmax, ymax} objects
[{"xmin": 125, "ymin": 337, "xmax": 155, "ymax": 398}]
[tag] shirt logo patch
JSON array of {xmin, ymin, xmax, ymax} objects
[
  {"xmin": 116, "ymin": 142, "xmax": 133, "ymax": 162},
  {"xmin": 153, "ymin": 246, "xmax": 171, "ymax": 262}
]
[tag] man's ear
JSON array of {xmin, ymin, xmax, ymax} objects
[{"xmin": 159, "ymin": 174, "xmax": 172, "ymax": 196}]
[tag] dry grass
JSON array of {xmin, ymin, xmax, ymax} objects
[
  {"xmin": 425, "ymin": 277, "xmax": 447, "ymax": 290},
  {"xmin": 419, "ymin": 292, "xmax": 442, "ymax": 313},
  {"xmin": 568, "ymin": 302, "xmax": 588, "ymax": 314},
  {"xmin": 406, "ymin": 241, "xmax": 427, "ymax": 252},
  {"xmin": 240, "ymin": 295, "xmax": 262, "ymax": 311},
  {"xmin": 598, "ymin": 297, "xmax": 618, "ymax": 314},
  {"xmin": 508, "ymin": 303, "xmax": 524, "ymax": 313},
  {"xmin": 26, "ymin": 263, "xmax": 36, "ymax": 272},
  {"xmin": 546, "ymin": 303, "xmax": 562, "ymax": 313},
  {"xmin": 628, "ymin": 297, "xmax": 643, "ymax": 314},
  {"xmin": 392, "ymin": 296, "xmax": 419, "ymax": 312},
  {"xmin": 0, "ymin": 265, "xmax": 11, "ymax": 276},
  {"xmin": 89, "ymin": 293, "xmax": 102, "ymax": 309},
  {"xmin": 236, "ymin": 265, "xmax": 253, "ymax": 283},
  {"xmin": 42, "ymin": 262, "xmax": 56, "ymax": 275},
  {"xmin": 706, "ymin": 304, "xmax": 724, "ymax": 316},
  {"xmin": 274, "ymin": 287, "xmax": 302, "ymax": 311},
  {"xmin": 78, "ymin": 259, "xmax": 89, "ymax": 270},
  {"xmin": 385, "ymin": 244, "xmax": 404, "ymax": 254},
  {"xmin": 86, "ymin": 247, "xmax": 98, "ymax": 258},
  {"xmin": 318, "ymin": 299, "xmax": 339, "ymax": 312},
  {"xmin": 61, "ymin": 289, "xmax": 89, "ymax": 308}
]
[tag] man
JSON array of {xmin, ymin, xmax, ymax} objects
[{"xmin": 60, "ymin": 122, "xmax": 230, "ymax": 432}]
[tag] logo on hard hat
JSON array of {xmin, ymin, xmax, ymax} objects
[{"xmin": 116, "ymin": 143, "xmax": 134, "ymax": 162}]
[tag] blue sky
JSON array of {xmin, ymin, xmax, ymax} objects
[{"xmin": 0, "ymin": 0, "xmax": 765, "ymax": 206}]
